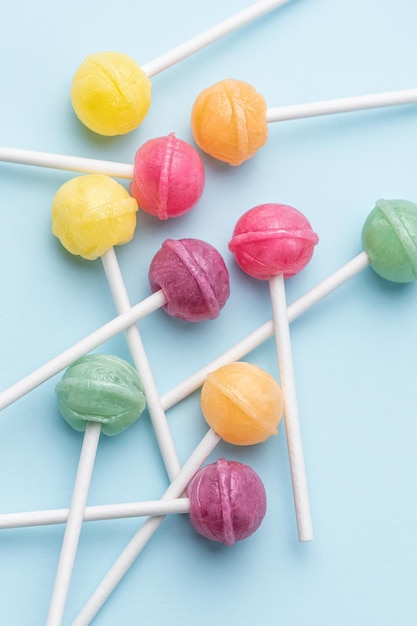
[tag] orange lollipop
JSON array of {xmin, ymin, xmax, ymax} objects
[
  {"xmin": 191, "ymin": 78, "xmax": 417, "ymax": 166},
  {"xmin": 191, "ymin": 79, "xmax": 268, "ymax": 166},
  {"xmin": 201, "ymin": 361, "xmax": 284, "ymax": 445}
]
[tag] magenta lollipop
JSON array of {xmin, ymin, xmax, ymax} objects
[
  {"xmin": 229, "ymin": 203, "xmax": 319, "ymax": 542},
  {"xmin": 0, "ymin": 458, "xmax": 267, "ymax": 548},
  {"xmin": 188, "ymin": 458, "xmax": 267, "ymax": 546},
  {"xmin": 149, "ymin": 238, "xmax": 230, "ymax": 322}
]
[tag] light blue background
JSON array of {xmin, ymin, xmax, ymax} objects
[{"xmin": 1, "ymin": 1, "xmax": 417, "ymax": 624}]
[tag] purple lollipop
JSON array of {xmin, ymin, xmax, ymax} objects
[
  {"xmin": 148, "ymin": 238, "xmax": 230, "ymax": 322},
  {"xmin": 187, "ymin": 458, "xmax": 267, "ymax": 546}
]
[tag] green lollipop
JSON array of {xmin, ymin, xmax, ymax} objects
[
  {"xmin": 56, "ymin": 353, "xmax": 146, "ymax": 436},
  {"xmin": 361, "ymin": 198, "xmax": 417, "ymax": 283},
  {"xmin": 47, "ymin": 354, "xmax": 146, "ymax": 625}
]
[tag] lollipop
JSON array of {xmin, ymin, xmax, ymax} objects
[
  {"xmin": 130, "ymin": 134, "xmax": 205, "ymax": 219},
  {"xmin": 15, "ymin": 133, "xmax": 203, "ymax": 220},
  {"xmin": 71, "ymin": 361, "xmax": 284, "ymax": 625},
  {"xmin": 51, "ymin": 174, "xmax": 229, "ymax": 485},
  {"xmin": 47, "ymin": 354, "xmax": 146, "ymax": 626},
  {"xmin": 51, "ymin": 174, "xmax": 137, "ymax": 260},
  {"xmin": 229, "ymin": 203, "xmax": 318, "ymax": 541},
  {"xmin": 200, "ymin": 361, "xmax": 282, "ymax": 444},
  {"xmin": 0, "ymin": 133, "xmax": 205, "ymax": 219},
  {"xmin": 191, "ymin": 78, "xmax": 417, "ymax": 164},
  {"xmin": 148, "ymin": 238, "xmax": 230, "ymax": 322},
  {"xmin": 69, "ymin": 0, "xmax": 293, "ymax": 135},
  {"xmin": 361, "ymin": 198, "xmax": 417, "ymax": 282},
  {"xmin": 1, "ymin": 200, "xmax": 415, "ymax": 418},
  {"xmin": 0, "ymin": 459, "xmax": 267, "ymax": 548},
  {"xmin": 187, "ymin": 458, "xmax": 266, "ymax": 545}
]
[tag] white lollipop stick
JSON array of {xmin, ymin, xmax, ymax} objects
[
  {"xmin": 2, "ymin": 88, "xmax": 417, "ymax": 177},
  {"xmin": 269, "ymin": 274, "xmax": 312, "ymax": 541},
  {"xmin": 0, "ymin": 147, "xmax": 134, "ymax": 178},
  {"xmin": 0, "ymin": 498, "xmax": 191, "ymax": 529},
  {"xmin": 101, "ymin": 247, "xmax": 181, "ymax": 481},
  {"xmin": 142, "ymin": 0, "xmax": 294, "ymax": 78},
  {"xmin": 46, "ymin": 421, "xmax": 101, "ymax": 626},
  {"xmin": 266, "ymin": 88, "xmax": 417, "ymax": 123},
  {"xmin": 71, "ymin": 428, "xmax": 221, "ymax": 625},
  {"xmin": 0, "ymin": 252, "xmax": 369, "ymax": 413}
]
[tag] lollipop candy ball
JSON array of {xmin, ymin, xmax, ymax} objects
[
  {"xmin": 148, "ymin": 238, "xmax": 230, "ymax": 322},
  {"xmin": 361, "ymin": 198, "xmax": 417, "ymax": 283},
  {"xmin": 187, "ymin": 458, "xmax": 267, "ymax": 546},
  {"xmin": 191, "ymin": 78, "xmax": 268, "ymax": 166},
  {"xmin": 229, "ymin": 203, "xmax": 319, "ymax": 280},
  {"xmin": 70, "ymin": 52, "xmax": 152, "ymax": 136},
  {"xmin": 201, "ymin": 361, "xmax": 284, "ymax": 445},
  {"xmin": 52, "ymin": 174, "xmax": 138, "ymax": 260},
  {"xmin": 55, "ymin": 354, "xmax": 146, "ymax": 436},
  {"xmin": 131, "ymin": 133, "xmax": 205, "ymax": 219}
]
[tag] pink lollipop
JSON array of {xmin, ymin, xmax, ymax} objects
[
  {"xmin": 149, "ymin": 238, "xmax": 230, "ymax": 322},
  {"xmin": 229, "ymin": 203, "xmax": 318, "ymax": 541},
  {"xmin": 130, "ymin": 133, "xmax": 205, "ymax": 219},
  {"xmin": 229, "ymin": 203, "xmax": 318, "ymax": 279},
  {"xmin": 0, "ymin": 133, "xmax": 205, "ymax": 221},
  {"xmin": 0, "ymin": 458, "xmax": 267, "ymax": 548}
]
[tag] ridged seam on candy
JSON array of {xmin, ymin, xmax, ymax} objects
[
  {"xmin": 377, "ymin": 199, "xmax": 417, "ymax": 277},
  {"xmin": 164, "ymin": 239, "xmax": 224, "ymax": 319}
]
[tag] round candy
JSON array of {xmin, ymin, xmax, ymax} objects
[
  {"xmin": 130, "ymin": 133, "xmax": 205, "ymax": 219},
  {"xmin": 191, "ymin": 78, "xmax": 268, "ymax": 166},
  {"xmin": 148, "ymin": 238, "xmax": 230, "ymax": 322},
  {"xmin": 361, "ymin": 198, "xmax": 417, "ymax": 283},
  {"xmin": 187, "ymin": 458, "xmax": 267, "ymax": 546},
  {"xmin": 70, "ymin": 52, "xmax": 152, "ymax": 136},
  {"xmin": 55, "ymin": 354, "xmax": 146, "ymax": 436},
  {"xmin": 229, "ymin": 203, "xmax": 319, "ymax": 280},
  {"xmin": 51, "ymin": 174, "xmax": 138, "ymax": 260},
  {"xmin": 200, "ymin": 361, "xmax": 284, "ymax": 445}
]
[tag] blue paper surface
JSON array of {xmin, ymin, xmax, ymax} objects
[{"xmin": 1, "ymin": 1, "xmax": 417, "ymax": 624}]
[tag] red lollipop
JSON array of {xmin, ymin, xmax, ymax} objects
[{"xmin": 229, "ymin": 203, "xmax": 318, "ymax": 541}]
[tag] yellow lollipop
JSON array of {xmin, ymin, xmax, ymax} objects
[
  {"xmin": 51, "ymin": 174, "xmax": 138, "ymax": 260},
  {"xmin": 71, "ymin": 53, "xmax": 152, "ymax": 137}
]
